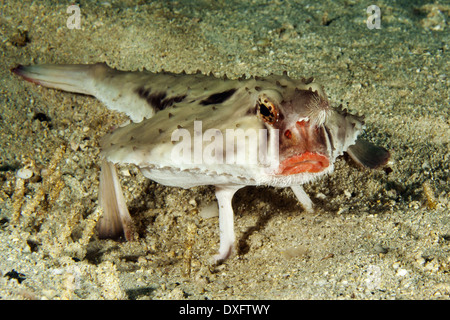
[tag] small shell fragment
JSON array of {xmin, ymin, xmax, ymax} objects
[
  {"xmin": 16, "ymin": 167, "xmax": 33, "ymax": 179},
  {"xmin": 281, "ymin": 245, "xmax": 308, "ymax": 259},
  {"xmin": 199, "ymin": 202, "xmax": 219, "ymax": 219}
]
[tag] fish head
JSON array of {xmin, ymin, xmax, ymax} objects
[{"xmin": 255, "ymin": 86, "xmax": 365, "ymax": 176}]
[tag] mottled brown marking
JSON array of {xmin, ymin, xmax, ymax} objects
[
  {"xmin": 136, "ymin": 86, "xmax": 186, "ymax": 111},
  {"xmin": 200, "ymin": 88, "xmax": 237, "ymax": 106},
  {"xmin": 147, "ymin": 92, "xmax": 167, "ymax": 110},
  {"xmin": 136, "ymin": 86, "xmax": 152, "ymax": 99}
]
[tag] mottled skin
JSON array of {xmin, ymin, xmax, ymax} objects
[{"xmin": 12, "ymin": 63, "xmax": 389, "ymax": 262}]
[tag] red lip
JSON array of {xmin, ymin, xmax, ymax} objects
[{"xmin": 278, "ymin": 152, "xmax": 329, "ymax": 175}]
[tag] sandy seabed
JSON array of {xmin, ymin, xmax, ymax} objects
[{"xmin": 0, "ymin": 1, "xmax": 449, "ymax": 300}]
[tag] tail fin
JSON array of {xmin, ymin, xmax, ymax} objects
[
  {"xmin": 12, "ymin": 63, "xmax": 155, "ymax": 122},
  {"xmin": 11, "ymin": 63, "xmax": 107, "ymax": 95}
]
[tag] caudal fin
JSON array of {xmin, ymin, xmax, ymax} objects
[
  {"xmin": 12, "ymin": 63, "xmax": 155, "ymax": 122},
  {"xmin": 11, "ymin": 63, "xmax": 108, "ymax": 95}
]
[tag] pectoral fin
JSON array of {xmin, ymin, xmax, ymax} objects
[
  {"xmin": 291, "ymin": 185, "xmax": 314, "ymax": 213},
  {"xmin": 213, "ymin": 185, "xmax": 242, "ymax": 263},
  {"xmin": 97, "ymin": 159, "xmax": 136, "ymax": 241},
  {"xmin": 346, "ymin": 139, "xmax": 390, "ymax": 169}
]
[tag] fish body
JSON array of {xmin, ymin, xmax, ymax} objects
[{"xmin": 12, "ymin": 63, "xmax": 389, "ymax": 262}]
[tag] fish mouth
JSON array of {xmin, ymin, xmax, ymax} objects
[{"xmin": 278, "ymin": 152, "xmax": 330, "ymax": 175}]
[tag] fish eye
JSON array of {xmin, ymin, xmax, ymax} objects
[{"xmin": 257, "ymin": 97, "xmax": 278, "ymax": 125}]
